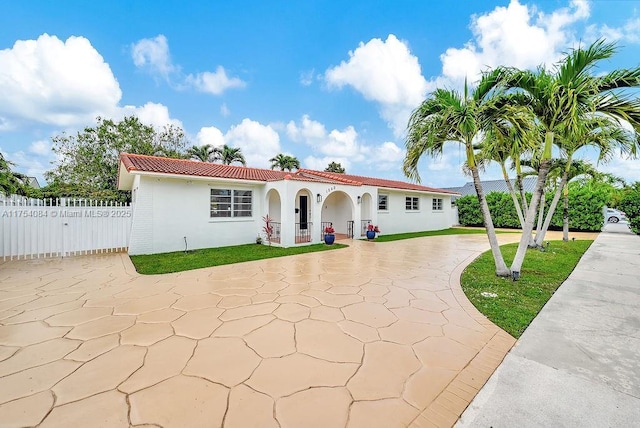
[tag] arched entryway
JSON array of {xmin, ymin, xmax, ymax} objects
[
  {"xmin": 321, "ymin": 191, "xmax": 355, "ymax": 240},
  {"xmin": 265, "ymin": 189, "xmax": 282, "ymax": 244},
  {"xmin": 294, "ymin": 189, "xmax": 313, "ymax": 243}
]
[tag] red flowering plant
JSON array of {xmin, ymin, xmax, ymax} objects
[
  {"xmin": 367, "ymin": 224, "xmax": 380, "ymax": 233},
  {"xmin": 324, "ymin": 224, "xmax": 335, "ymax": 234}
]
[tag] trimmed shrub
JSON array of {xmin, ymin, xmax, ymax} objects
[{"xmin": 620, "ymin": 182, "xmax": 640, "ymax": 234}]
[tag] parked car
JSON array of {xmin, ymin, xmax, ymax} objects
[{"xmin": 606, "ymin": 208, "xmax": 626, "ymax": 223}]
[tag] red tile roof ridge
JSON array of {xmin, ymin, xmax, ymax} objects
[
  {"xmin": 119, "ymin": 153, "xmax": 458, "ymax": 194},
  {"xmin": 296, "ymin": 169, "xmax": 363, "ymax": 185},
  {"xmin": 120, "ymin": 153, "xmax": 287, "ymax": 179}
]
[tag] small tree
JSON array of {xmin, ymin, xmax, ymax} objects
[
  {"xmin": 324, "ymin": 162, "xmax": 345, "ymax": 173},
  {"xmin": 0, "ymin": 153, "xmax": 29, "ymax": 196},
  {"xmin": 270, "ymin": 154, "xmax": 300, "ymax": 171},
  {"xmin": 220, "ymin": 145, "xmax": 246, "ymax": 165},
  {"xmin": 46, "ymin": 116, "xmax": 188, "ymax": 199},
  {"xmin": 187, "ymin": 144, "xmax": 220, "ymax": 162}
]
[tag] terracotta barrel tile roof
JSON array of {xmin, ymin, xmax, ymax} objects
[
  {"xmin": 119, "ymin": 153, "xmax": 458, "ymax": 194},
  {"xmin": 120, "ymin": 153, "xmax": 288, "ymax": 182}
]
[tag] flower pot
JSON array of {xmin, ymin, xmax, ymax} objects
[
  {"xmin": 324, "ymin": 234, "xmax": 335, "ymax": 245},
  {"xmin": 366, "ymin": 230, "xmax": 376, "ymax": 240}
]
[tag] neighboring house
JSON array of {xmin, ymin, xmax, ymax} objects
[
  {"xmin": 27, "ymin": 177, "xmax": 41, "ymax": 189},
  {"xmin": 118, "ymin": 153, "xmax": 460, "ymax": 255},
  {"xmin": 443, "ymin": 176, "xmax": 538, "ymax": 199}
]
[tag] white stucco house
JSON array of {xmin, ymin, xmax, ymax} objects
[{"xmin": 118, "ymin": 153, "xmax": 460, "ymax": 255}]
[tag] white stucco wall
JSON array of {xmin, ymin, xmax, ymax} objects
[
  {"xmin": 376, "ymin": 190, "xmax": 453, "ymax": 235},
  {"xmin": 128, "ymin": 176, "xmax": 263, "ymax": 255},
  {"xmin": 125, "ymin": 171, "xmax": 456, "ymax": 254}
]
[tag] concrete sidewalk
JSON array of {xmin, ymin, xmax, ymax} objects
[{"xmin": 457, "ymin": 223, "xmax": 640, "ymax": 427}]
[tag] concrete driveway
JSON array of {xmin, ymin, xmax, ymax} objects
[{"xmin": 0, "ymin": 231, "xmax": 585, "ymax": 427}]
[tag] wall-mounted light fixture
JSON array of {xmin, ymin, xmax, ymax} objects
[
  {"xmin": 357, "ymin": 196, "xmax": 362, "ymax": 204},
  {"xmin": 317, "ymin": 194, "xmax": 322, "ymax": 203}
]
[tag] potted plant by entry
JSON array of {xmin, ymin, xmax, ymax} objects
[
  {"xmin": 366, "ymin": 223, "xmax": 380, "ymax": 240},
  {"xmin": 324, "ymin": 224, "xmax": 335, "ymax": 245}
]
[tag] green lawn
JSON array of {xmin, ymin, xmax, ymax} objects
[
  {"xmin": 461, "ymin": 240, "xmax": 593, "ymax": 338},
  {"xmin": 130, "ymin": 243, "xmax": 348, "ymax": 275},
  {"xmin": 372, "ymin": 227, "xmax": 515, "ymax": 242}
]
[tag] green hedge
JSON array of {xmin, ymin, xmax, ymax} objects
[
  {"xmin": 620, "ymin": 183, "xmax": 640, "ymax": 234},
  {"xmin": 456, "ymin": 192, "xmax": 527, "ymax": 229},
  {"xmin": 456, "ymin": 181, "xmax": 607, "ymax": 232}
]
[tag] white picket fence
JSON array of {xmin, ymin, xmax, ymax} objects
[{"xmin": 1, "ymin": 196, "xmax": 132, "ymax": 261}]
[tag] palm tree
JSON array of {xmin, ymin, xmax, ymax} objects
[
  {"xmin": 325, "ymin": 162, "xmax": 346, "ymax": 173},
  {"xmin": 560, "ymin": 160, "xmax": 601, "ymax": 241},
  {"xmin": 187, "ymin": 144, "xmax": 220, "ymax": 162},
  {"xmin": 220, "ymin": 145, "xmax": 246, "ymax": 166},
  {"xmin": 502, "ymin": 39, "xmax": 640, "ymax": 275},
  {"xmin": 478, "ymin": 119, "xmax": 537, "ymax": 229},
  {"xmin": 270, "ymin": 154, "xmax": 300, "ymax": 171},
  {"xmin": 0, "ymin": 153, "xmax": 28, "ymax": 196},
  {"xmin": 405, "ymin": 71, "xmax": 519, "ymax": 277},
  {"xmin": 534, "ymin": 117, "xmax": 637, "ymax": 245}
]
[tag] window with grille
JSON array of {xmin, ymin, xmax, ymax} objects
[
  {"xmin": 210, "ymin": 189, "xmax": 252, "ymax": 217},
  {"xmin": 432, "ymin": 198, "xmax": 443, "ymax": 211},
  {"xmin": 405, "ymin": 196, "xmax": 419, "ymax": 211},
  {"xmin": 378, "ymin": 194, "xmax": 388, "ymax": 211}
]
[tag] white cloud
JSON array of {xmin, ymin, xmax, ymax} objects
[
  {"xmin": 372, "ymin": 142, "xmax": 405, "ymax": 171},
  {"xmin": 224, "ymin": 119, "xmax": 281, "ymax": 168},
  {"xmin": 0, "ymin": 34, "xmax": 121, "ymax": 127},
  {"xmin": 300, "ymin": 69, "xmax": 315, "ymax": 86},
  {"xmin": 286, "ymin": 115, "xmax": 365, "ymax": 160},
  {"xmin": 592, "ymin": 17, "xmax": 640, "ymax": 44},
  {"xmin": 185, "ymin": 66, "xmax": 246, "ymax": 95},
  {"xmin": 121, "ymin": 102, "xmax": 184, "ymax": 130},
  {"xmin": 325, "ymin": 34, "xmax": 429, "ymax": 136},
  {"xmin": 600, "ymin": 157, "xmax": 640, "ymax": 183},
  {"xmin": 440, "ymin": 0, "xmax": 590, "ymax": 84},
  {"xmin": 131, "ymin": 35, "xmax": 245, "ymax": 95},
  {"xmin": 196, "ymin": 126, "xmax": 225, "ymax": 147},
  {"xmin": 29, "ymin": 140, "xmax": 51, "ymax": 156},
  {"xmin": 220, "ymin": 103, "xmax": 231, "ymax": 117},
  {"xmin": 286, "ymin": 115, "xmax": 406, "ymax": 172},
  {"xmin": 131, "ymin": 34, "xmax": 176, "ymax": 80}
]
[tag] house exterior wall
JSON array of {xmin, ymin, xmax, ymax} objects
[
  {"xmin": 128, "ymin": 176, "xmax": 264, "ymax": 255},
  {"xmin": 125, "ymin": 171, "xmax": 456, "ymax": 255},
  {"xmin": 376, "ymin": 189, "xmax": 453, "ymax": 235}
]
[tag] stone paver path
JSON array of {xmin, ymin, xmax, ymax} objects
[{"xmin": 0, "ymin": 232, "xmax": 583, "ymax": 427}]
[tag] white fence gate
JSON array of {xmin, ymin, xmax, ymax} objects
[{"xmin": 1, "ymin": 196, "xmax": 132, "ymax": 261}]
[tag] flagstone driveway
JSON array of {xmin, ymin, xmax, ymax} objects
[{"xmin": 0, "ymin": 232, "xmax": 572, "ymax": 427}]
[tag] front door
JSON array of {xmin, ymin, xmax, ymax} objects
[{"xmin": 299, "ymin": 195, "xmax": 308, "ymax": 229}]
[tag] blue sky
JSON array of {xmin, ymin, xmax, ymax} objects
[{"xmin": 2, "ymin": 0, "xmax": 640, "ymax": 188}]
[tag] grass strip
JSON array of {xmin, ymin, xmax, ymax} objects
[
  {"xmin": 130, "ymin": 243, "xmax": 348, "ymax": 275},
  {"xmin": 461, "ymin": 240, "xmax": 593, "ymax": 338},
  {"xmin": 372, "ymin": 227, "xmax": 515, "ymax": 242}
]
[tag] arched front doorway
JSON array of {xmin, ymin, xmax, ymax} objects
[
  {"xmin": 265, "ymin": 189, "xmax": 282, "ymax": 244},
  {"xmin": 294, "ymin": 189, "xmax": 313, "ymax": 243},
  {"xmin": 321, "ymin": 191, "xmax": 355, "ymax": 239}
]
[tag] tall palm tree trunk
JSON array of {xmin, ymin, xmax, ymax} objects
[
  {"xmin": 536, "ymin": 191, "xmax": 545, "ymax": 235},
  {"xmin": 502, "ymin": 165, "xmax": 525, "ymax": 227},
  {"xmin": 471, "ymin": 167, "xmax": 510, "ymax": 277},
  {"xmin": 535, "ymin": 173, "xmax": 568, "ymax": 246},
  {"xmin": 562, "ymin": 184, "xmax": 570, "ymax": 241},
  {"xmin": 511, "ymin": 158, "xmax": 553, "ymax": 276}
]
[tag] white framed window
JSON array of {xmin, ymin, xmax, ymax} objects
[
  {"xmin": 432, "ymin": 198, "xmax": 443, "ymax": 211},
  {"xmin": 405, "ymin": 196, "xmax": 419, "ymax": 211},
  {"xmin": 378, "ymin": 194, "xmax": 388, "ymax": 211},
  {"xmin": 210, "ymin": 189, "xmax": 252, "ymax": 218}
]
